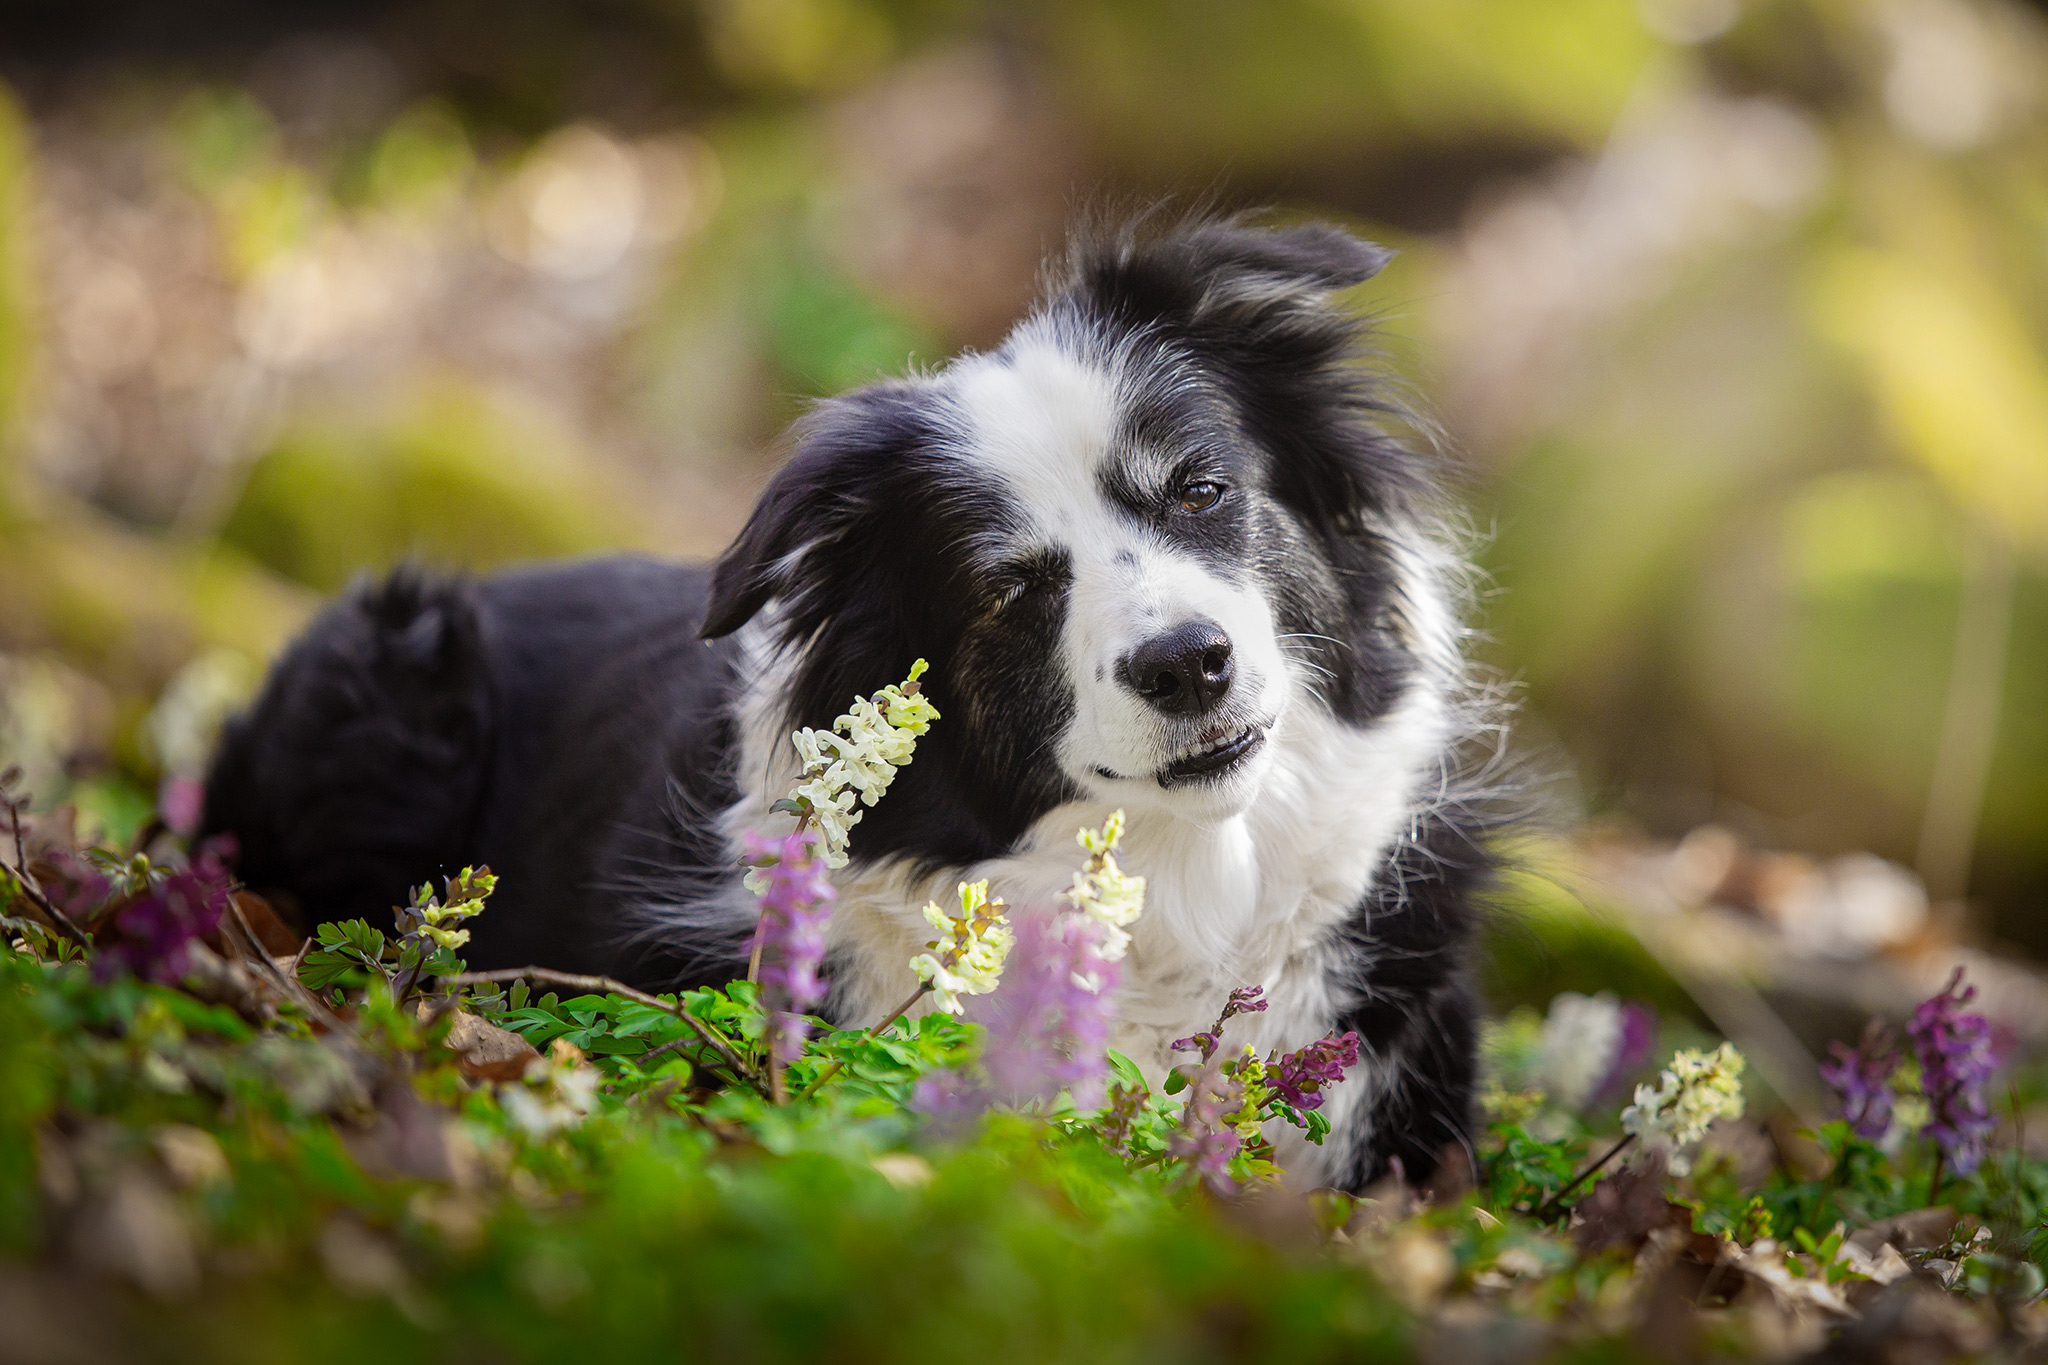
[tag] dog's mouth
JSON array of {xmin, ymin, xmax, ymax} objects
[{"xmin": 1157, "ymin": 722, "xmax": 1266, "ymax": 788}]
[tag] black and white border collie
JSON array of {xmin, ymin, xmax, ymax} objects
[{"xmin": 203, "ymin": 214, "xmax": 1502, "ymax": 1190}]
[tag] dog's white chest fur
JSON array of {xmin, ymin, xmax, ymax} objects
[{"xmin": 725, "ymin": 648, "xmax": 1455, "ymax": 1184}]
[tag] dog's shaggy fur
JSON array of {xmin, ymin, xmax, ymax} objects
[{"xmin": 203, "ymin": 215, "xmax": 1504, "ymax": 1189}]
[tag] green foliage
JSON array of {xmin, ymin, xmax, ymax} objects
[
  {"xmin": 6, "ymin": 872, "xmax": 2048, "ymax": 1363},
  {"xmin": 1477, "ymin": 855, "xmax": 1700, "ymax": 1024},
  {"xmin": 220, "ymin": 382, "xmax": 643, "ymax": 593},
  {"xmin": 762, "ymin": 245, "xmax": 934, "ymax": 396},
  {"xmin": 1481, "ymin": 1118, "xmax": 1579, "ymax": 1215},
  {"xmin": 5, "ymin": 768, "xmax": 2047, "ymax": 1365},
  {"xmin": 0, "ymin": 916, "xmax": 1418, "ymax": 1362},
  {"xmin": 299, "ymin": 867, "xmax": 498, "ymax": 1001}
]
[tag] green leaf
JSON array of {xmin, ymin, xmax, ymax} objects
[
  {"xmin": 1104, "ymin": 1048, "xmax": 1148, "ymax": 1095},
  {"xmin": 154, "ymin": 988, "xmax": 255, "ymax": 1042}
]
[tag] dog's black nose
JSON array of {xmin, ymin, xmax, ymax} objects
[{"xmin": 1121, "ymin": 620, "xmax": 1234, "ymax": 717}]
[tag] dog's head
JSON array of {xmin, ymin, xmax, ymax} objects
[{"xmin": 703, "ymin": 216, "xmax": 1438, "ymax": 866}]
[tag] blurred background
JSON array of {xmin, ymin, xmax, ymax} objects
[{"xmin": 1, "ymin": 0, "xmax": 2045, "ymax": 1097}]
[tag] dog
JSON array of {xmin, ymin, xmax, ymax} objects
[{"xmin": 202, "ymin": 214, "xmax": 1504, "ymax": 1189}]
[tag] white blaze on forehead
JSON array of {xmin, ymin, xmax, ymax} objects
[{"xmin": 946, "ymin": 321, "xmax": 1124, "ymax": 539}]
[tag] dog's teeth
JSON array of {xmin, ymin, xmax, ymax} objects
[{"xmin": 1176, "ymin": 725, "xmax": 1253, "ymax": 764}]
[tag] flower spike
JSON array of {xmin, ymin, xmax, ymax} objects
[
  {"xmin": 909, "ymin": 879, "xmax": 1015, "ymax": 1015},
  {"xmin": 749, "ymin": 661, "xmax": 940, "ymax": 885},
  {"xmin": 1619, "ymin": 1043, "xmax": 1746, "ymax": 1176},
  {"xmin": 1063, "ymin": 810, "xmax": 1145, "ymax": 962}
]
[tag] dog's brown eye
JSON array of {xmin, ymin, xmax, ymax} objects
[{"xmin": 1180, "ymin": 481, "xmax": 1224, "ymax": 513}]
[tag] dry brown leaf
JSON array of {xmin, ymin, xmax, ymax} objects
[
  {"xmin": 229, "ymin": 889, "xmax": 301, "ymax": 956},
  {"xmin": 443, "ymin": 1010, "xmax": 540, "ymax": 1082},
  {"xmin": 1571, "ymin": 1151, "xmax": 1691, "ymax": 1256},
  {"xmin": 1848, "ymin": 1206, "xmax": 1972, "ymax": 1253}
]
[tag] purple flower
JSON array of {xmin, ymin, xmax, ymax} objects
[
  {"xmin": 1820, "ymin": 1018, "xmax": 1901, "ymax": 1141},
  {"xmin": 1592, "ymin": 1000, "xmax": 1658, "ymax": 1105},
  {"xmin": 1908, "ymin": 967, "xmax": 2001, "ymax": 1176},
  {"xmin": 1168, "ymin": 1065, "xmax": 1244, "ymax": 1194},
  {"xmin": 742, "ymin": 828, "xmax": 836, "ymax": 1063},
  {"xmin": 1221, "ymin": 984, "xmax": 1268, "ymax": 1021},
  {"xmin": 1171, "ymin": 984, "xmax": 1270, "ymax": 1065},
  {"xmin": 979, "ymin": 911, "xmax": 1123, "ymax": 1109},
  {"xmin": 1096, "ymin": 1080, "xmax": 1146, "ymax": 1157},
  {"xmin": 94, "ymin": 846, "xmax": 232, "ymax": 984},
  {"xmin": 910, "ymin": 1068, "xmax": 981, "ymax": 1119},
  {"xmin": 1267, "ymin": 1031, "xmax": 1362, "ymax": 1113},
  {"xmin": 912, "ymin": 908, "xmax": 1124, "ymax": 1118},
  {"xmin": 38, "ymin": 848, "xmax": 112, "ymax": 925}
]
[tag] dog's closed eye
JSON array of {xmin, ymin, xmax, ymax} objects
[{"xmin": 987, "ymin": 551, "xmax": 1073, "ymax": 612}]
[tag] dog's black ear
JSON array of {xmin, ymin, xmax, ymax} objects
[
  {"xmin": 1176, "ymin": 220, "xmax": 1393, "ymax": 296},
  {"xmin": 1071, "ymin": 215, "xmax": 1423, "ymax": 527},
  {"xmin": 700, "ymin": 387, "xmax": 929, "ymax": 640},
  {"xmin": 1068, "ymin": 215, "xmax": 1393, "ymax": 339}
]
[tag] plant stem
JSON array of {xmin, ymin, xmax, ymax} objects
[
  {"xmin": 636, "ymin": 1037, "xmax": 691, "ymax": 1070},
  {"xmin": 437, "ymin": 966, "xmax": 762, "ymax": 1090},
  {"xmin": 223, "ymin": 896, "xmax": 346, "ymax": 1031},
  {"xmin": 1536, "ymin": 1133, "xmax": 1637, "ymax": 1221},
  {"xmin": 1816, "ymin": 1141, "xmax": 1848, "ymax": 1229},
  {"xmin": 1, "ymin": 801, "xmax": 92, "ymax": 950},
  {"xmin": 1928, "ymin": 1151, "xmax": 1946, "ymax": 1208},
  {"xmin": 793, "ymin": 982, "xmax": 933, "ymax": 1104}
]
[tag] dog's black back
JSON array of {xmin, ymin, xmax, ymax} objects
[{"xmin": 204, "ymin": 557, "xmax": 743, "ymax": 986}]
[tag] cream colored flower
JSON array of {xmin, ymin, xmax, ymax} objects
[
  {"xmin": 1621, "ymin": 1042, "xmax": 1746, "ymax": 1175},
  {"xmin": 761, "ymin": 662, "xmax": 939, "ymax": 879},
  {"xmin": 1062, "ymin": 810, "xmax": 1145, "ymax": 961},
  {"xmin": 910, "ymin": 879, "xmax": 1013, "ymax": 1014},
  {"xmin": 407, "ymin": 867, "xmax": 493, "ymax": 950}
]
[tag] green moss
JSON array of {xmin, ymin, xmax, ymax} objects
[
  {"xmin": 222, "ymin": 382, "xmax": 646, "ymax": 593},
  {"xmin": 1480, "ymin": 851, "xmax": 1699, "ymax": 1026}
]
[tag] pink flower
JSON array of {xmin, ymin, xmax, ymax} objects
[
  {"xmin": 741, "ymin": 828, "xmax": 835, "ymax": 1063},
  {"xmin": 912, "ymin": 907, "xmax": 1124, "ymax": 1118},
  {"xmin": 158, "ymin": 776, "xmax": 205, "ymax": 839},
  {"xmin": 1169, "ymin": 1065, "xmax": 1244, "ymax": 1194},
  {"xmin": 979, "ymin": 911, "xmax": 1123, "ymax": 1109}
]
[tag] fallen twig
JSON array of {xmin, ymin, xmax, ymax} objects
[
  {"xmin": 223, "ymin": 892, "xmax": 359, "ymax": 1039},
  {"xmin": 0, "ymin": 792, "xmax": 93, "ymax": 952}
]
